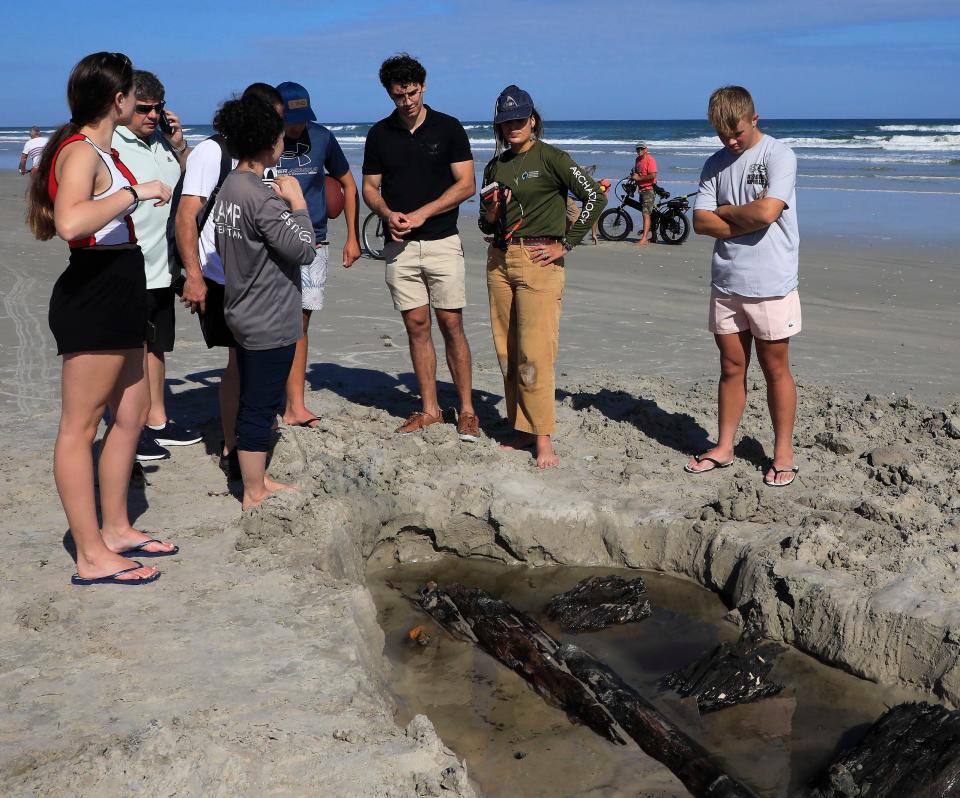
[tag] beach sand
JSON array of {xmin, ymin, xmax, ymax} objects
[{"xmin": 1, "ymin": 168, "xmax": 959, "ymax": 795}]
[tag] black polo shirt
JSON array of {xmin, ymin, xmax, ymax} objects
[{"xmin": 362, "ymin": 105, "xmax": 473, "ymax": 241}]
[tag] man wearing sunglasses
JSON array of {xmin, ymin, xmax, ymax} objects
[{"xmin": 113, "ymin": 70, "xmax": 202, "ymax": 462}]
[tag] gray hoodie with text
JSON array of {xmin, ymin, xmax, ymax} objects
[{"xmin": 213, "ymin": 171, "xmax": 316, "ymax": 350}]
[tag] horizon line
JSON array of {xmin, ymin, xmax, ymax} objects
[{"xmin": 2, "ymin": 116, "xmax": 959, "ymax": 129}]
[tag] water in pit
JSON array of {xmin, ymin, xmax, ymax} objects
[{"xmin": 367, "ymin": 554, "xmax": 931, "ymax": 797}]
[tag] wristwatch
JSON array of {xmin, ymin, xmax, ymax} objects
[{"xmin": 562, "ymin": 240, "xmax": 574, "ymax": 253}]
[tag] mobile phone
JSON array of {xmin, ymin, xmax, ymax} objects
[
  {"xmin": 158, "ymin": 110, "xmax": 173, "ymax": 136},
  {"xmin": 480, "ymin": 182, "xmax": 500, "ymax": 200}
]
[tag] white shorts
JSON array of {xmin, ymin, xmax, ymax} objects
[
  {"xmin": 301, "ymin": 244, "xmax": 328, "ymax": 311},
  {"xmin": 709, "ymin": 288, "xmax": 802, "ymax": 340}
]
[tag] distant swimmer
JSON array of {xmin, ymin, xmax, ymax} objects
[
  {"xmin": 19, "ymin": 127, "xmax": 49, "ymax": 175},
  {"xmin": 685, "ymin": 85, "xmax": 801, "ymax": 488}
]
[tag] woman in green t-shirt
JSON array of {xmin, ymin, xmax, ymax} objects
[{"xmin": 479, "ymin": 85, "xmax": 606, "ymax": 469}]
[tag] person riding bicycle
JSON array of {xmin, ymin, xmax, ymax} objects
[{"xmin": 631, "ymin": 143, "xmax": 657, "ymax": 246}]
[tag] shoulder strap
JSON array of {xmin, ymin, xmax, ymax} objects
[
  {"xmin": 196, "ymin": 134, "xmax": 232, "ymax": 231},
  {"xmin": 47, "ymin": 134, "xmax": 87, "ymax": 201},
  {"xmin": 166, "ymin": 134, "xmax": 233, "ymax": 282}
]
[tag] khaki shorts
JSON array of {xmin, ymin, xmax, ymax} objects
[
  {"xmin": 384, "ymin": 234, "xmax": 466, "ymax": 311},
  {"xmin": 709, "ymin": 287, "xmax": 802, "ymax": 340}
]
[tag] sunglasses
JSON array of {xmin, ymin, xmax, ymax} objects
[{"xmin": 135, "ymin": 102, "xmax": 165, "ymax": 115}]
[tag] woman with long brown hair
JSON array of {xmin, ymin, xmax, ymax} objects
[
  {"xmin": 479, "ymin": 86, "xmax": 606, "ymax": 468},
  {"xmin": 28, "ymin": 52, "xmax": 176, "ymax": 585}
]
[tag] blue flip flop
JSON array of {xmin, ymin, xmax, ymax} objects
[
  {"xmin": 119, "ymin": 538, "xmax": 179, "ymax": 558},
  {"xmin": 71, "ymin": 562, "xmax": 161, "ymax": 586}
]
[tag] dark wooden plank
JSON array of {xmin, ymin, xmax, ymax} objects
[{"xmin": 419, "ymin": 582, "xmax": 757, "ymax": 798}]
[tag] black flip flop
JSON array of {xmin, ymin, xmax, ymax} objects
[
  {"xmin": 71, "ymin": 562, "xmax": 161, "ymax": 586},
  {"xmin": 119, "ymin": 538, "xmax": 179, "ymax": 558},
  {"xmin": 294, "ymin": 417, "xmax": 321, "ymax": 428},
  {"xmin": 763, "ymin": 465, "xmax": 800, "ymax": 488},
  {"xmin": 684, "ymin": 454, "xmax": 735, "ymax": 474}
]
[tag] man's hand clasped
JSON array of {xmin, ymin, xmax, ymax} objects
[{"xmin": 386, "ymin": 209, "xmax": 427, "ymax": 241}]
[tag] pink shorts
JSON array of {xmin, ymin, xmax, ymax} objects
[{"xmin": 708, "ymin": 288, "xmax": 802, "ymax": 340}]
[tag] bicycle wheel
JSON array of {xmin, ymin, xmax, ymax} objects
[
  {"xmin": 598, "ymin": 208, "xmax": 633, "ymax": 241},
  {"xmin": 362, "ymin": 212, "xmax": 386, "ymax": 259},
  {"xmin": 658, "ymin": 211, "xmax": 690, "ymax": 245}
]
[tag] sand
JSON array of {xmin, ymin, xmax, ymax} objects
[{"xmin": 1, "ymin": 168, "xmax": 959, "ymax": 796}]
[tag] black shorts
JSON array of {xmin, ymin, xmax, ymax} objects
[
  {"xmin": 146, "ymin": 287, "xmax": 176, "ymax": 355},
  {"xmin": 198, "ymin": 278, "xmax": 238, "ymax": 349},
  {"xmin": 49, "ymin": 247, "xmax": 148, "ymax": 355}
]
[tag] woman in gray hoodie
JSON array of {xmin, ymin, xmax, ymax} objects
[{"xmin": 212, "ymin": 95, "xmax": 316, "ymax": 510}]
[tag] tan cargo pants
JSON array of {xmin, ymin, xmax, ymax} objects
[{"xmin": 486, "ymin": 242, "xmax": 565, "ymax": 435}]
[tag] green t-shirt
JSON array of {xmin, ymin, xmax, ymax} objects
[{"xmin": 479, "ymin": 141, "xmax": 606, "ymax": 247}]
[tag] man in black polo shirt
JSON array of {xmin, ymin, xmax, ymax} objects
[{"xmin": 362, "ymin": 53, "xmax": 479, "ymax": 441}]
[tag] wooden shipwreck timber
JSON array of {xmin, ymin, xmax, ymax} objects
[{"xmin": 417, "ymin": 581, "xmax": 758, "ymax": 798}]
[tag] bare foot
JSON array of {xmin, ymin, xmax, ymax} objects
[
  {"xmin": 634, "ymin": 239, "xmax": 650, "ymax": 247},
  {"xmin": 243, "ymin": 478, "xmax": 300, "ymax": 511},
  {"xmin": 101, "ymin": 526, "xmax": 177, "ymax": 555},
  {"xmin": 535, "ymin": 436, "xmax": 559, "ymax": 469},
  {"xmin": 75, "ymin": 550, "xmax": 159, "ymax": 581},
  {"xmin": 264, "ymin": 475, "xmax": 300, "ymax": 493},
  {"xmin": 684, "ymin": 447, "xmax": 734, "ymax": 473},
  {"xmin": 500, "ymin": 432, "xmax": 536, "ymax": 451}
]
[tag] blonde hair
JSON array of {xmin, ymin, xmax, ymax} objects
[{"xmin": 707, "ymin": 86, "xmax": 756, "ymax": 133}]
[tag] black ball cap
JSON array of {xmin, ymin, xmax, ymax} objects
[{"xmin": 494, "ymin": 85, "xmax": 534, "ymax": 124}]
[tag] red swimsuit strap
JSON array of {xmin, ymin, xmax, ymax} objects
[{"xmin": 46, "ymin": 133, "xmax": 86, "ymax": 203}]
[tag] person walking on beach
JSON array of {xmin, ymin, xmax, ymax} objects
[
  {"xmin": 211, "ymin": 95, "xmax": 317, "ymax": 510},
  {"xmin": 26, "ymin": 52, "xmax": 176, "ymax": 586},
  {"xmin": 176, "ymin": 83, "xmax": 281, "ymax": 480},
  {"xmin": 362, "ymin": 53, "xmax": 479, "ymax": 441},
  {"xmin": 479, "ymin": 85, "xmax": 606, "ymax": 469},
  {"xmin": 274, "ymin": 81, "xmax": 361, "ymax": 429},
  {"xmin": 20, "ymin": 127, "xmax": 49, "ymax": 175},
  {"xmin": 112, "ymin": 70, "xmax": 202, "ymax": 462},
  {"xmin": 685, "ymin": 86, "xmax": 801, "ymax": 487},
  {"xmin": 631, "ymin": 143, "xmax": 657, "ymax": 246}
]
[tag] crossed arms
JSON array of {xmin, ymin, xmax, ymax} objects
[{"xmin": 693, "ymin": 196, "xmax": 786, "ymax": 240}]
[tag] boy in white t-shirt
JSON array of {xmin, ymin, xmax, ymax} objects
[{"xmin": 685, "ymin": 86, "xmax": 801, "ymax": 487}]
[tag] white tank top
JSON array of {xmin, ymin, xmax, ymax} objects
[
  {"xmin": 86, "ymin": 138, "xmax": 136, "ymax": 246},
  {"xmin": 49, "ymin": 134, "xmax": 137, "ymax": 248}
]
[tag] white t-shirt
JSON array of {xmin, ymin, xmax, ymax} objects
[
  {"xmin": 22, "ymin": 136, "xmax": 49, "ymax": 170},
  {"xmin": 180, "ymin": 138, "xmax": 237, "ymax": 284},
  {"xmin": 695, "ymin": 134, "xmax": 799, "ymax": 298}
]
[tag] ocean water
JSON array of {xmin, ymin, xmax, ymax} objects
[{"xmin": 3, "ymin": 119, "xmax": 958, "ymax": 243}]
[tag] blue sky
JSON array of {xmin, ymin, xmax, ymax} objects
[{"xmin": 2, "ymin": 0, "xmax": 957, "ymax": 125}]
